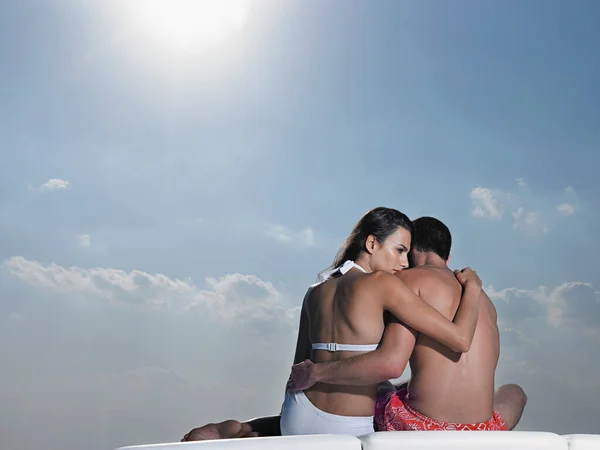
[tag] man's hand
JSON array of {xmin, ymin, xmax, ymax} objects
[
  {"xmin": 286, "ymin": 359, "xmax": 318, "ymax": 392},
  {"xmin": 454, "ymin": 267, "xmax": 482, "ymax": 289}
]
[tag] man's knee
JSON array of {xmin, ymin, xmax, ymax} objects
[
  {"xmin": 498, "ymin": 383, "xmax": 527, "ymax": 408},
  {"xmin": 494, "ymin": 384, "xmax": 527, "ymax": 430}
]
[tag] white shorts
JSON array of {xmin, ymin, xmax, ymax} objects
[{"xmin": 280, "ymin": 391, "xmax": 374, "ymax": 437}]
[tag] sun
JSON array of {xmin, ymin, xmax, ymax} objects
[{"xmin": 134, "ymin": 0, "xmax": 251, "ymax": 47}]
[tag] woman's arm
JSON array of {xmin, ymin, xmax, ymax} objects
[{"xmin": 379, "ymin": 268, "xmax": 482, "ymax": 353}]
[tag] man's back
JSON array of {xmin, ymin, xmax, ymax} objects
[{"xmin": 402, "ymin": 265, "xmax": 500, "ymax": 424}]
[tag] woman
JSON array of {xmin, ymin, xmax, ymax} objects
[{"xmin": 279, "ymin": 207, "xmax": 482, "ymax": 436}]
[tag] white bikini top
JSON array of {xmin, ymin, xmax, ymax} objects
[{"xmin": 312, "ymin": 260, "xmax": 379, "ymax": 353}]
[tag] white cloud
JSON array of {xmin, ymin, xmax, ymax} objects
[
  {"xmin": 28, "ymin": 178, "xmax": 71, "ymax": 192},
  {"xmin": 79, "ymin": 234, "xmax": 91, "ymax": 248},
  {"xmin": 470, "ymin": 187, "xmax": 505, "ymax": 219},
  {"xmin": 265, "ymin": 224, "xmax": 315, "ymax": 247},
  {"xmin": 300, "ymin": 228, "xmax": 314, "ymax": 246},
  {"xmin": 556, "ymin": 203, "xmax": 575, "ymax": 216},
  {"xmin": 188, "ymin": 273, "xmax": 299, "ymax": 333},
  {"xmin": 512, "ymin": 207, "xmax": 547, "ymax": 234},
  {"xmin": 499, "ymin": 327, "xmax": 536, "ymax": 347},
  {"xmin": 9, "ymin": 312, "xmax": 22, "ymax": 320},
  {"xmin": 6, "ymin": 256, "xmax": 193, "ymax": 309},
  {"xmin": 471, "ymin": 181, "xmax": 581, "ymax": 234},
  {"xmin": 487, "ymin": 281, "xmax": 600, "ymax": 330},
  {"xmin": 4, "ymin": 256, "xmax": 298, "ymax": 329},
  {"xmin": 516, "ymin": 177, "xmax": 527, "ymax": 188}
]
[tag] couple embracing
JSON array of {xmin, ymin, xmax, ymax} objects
[{"xmin": 183, "ymin": 207, "xmax": 527, "ymax": 441}]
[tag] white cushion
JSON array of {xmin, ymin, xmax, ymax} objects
[
  {"xmin": 563, "ymin": 434, "xmax": 600, "ymax": 450},
  {"xmin": 115, "ymin": 434, "xmax": 362, "ymax": 450},
  {"xmin": 358, "ymin": 431, "xmax": 569, "ymax": 450}
]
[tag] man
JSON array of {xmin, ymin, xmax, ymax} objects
[
  {"xmin": 289, "ymin": 216, "xmax": 527, "ymax": 431},
  {"xmin": 182, "ymin": 217, "xmax": 525, "ymax": 440}
]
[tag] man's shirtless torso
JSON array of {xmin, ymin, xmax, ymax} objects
[{"xmin": 398, "ymin": 264, "xmax": 500, "ymax": 424}]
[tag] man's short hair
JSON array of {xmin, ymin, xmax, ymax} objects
[{"xmin": 412, "ymin": 216, "xmax": 452, "ymax": 261}]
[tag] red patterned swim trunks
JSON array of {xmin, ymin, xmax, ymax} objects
[{"xmin": 375, "ymin": 388, "xmax": 507, "ymax": 431}]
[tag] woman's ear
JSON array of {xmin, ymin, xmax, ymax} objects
[{"xmin": 364, "ymin": 235, "xmax": 377, "ymax": 254}]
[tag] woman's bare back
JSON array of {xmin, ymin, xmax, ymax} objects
[{"xmin": 303, "ymin": 269, "xmax": 386, "ymax": 416}]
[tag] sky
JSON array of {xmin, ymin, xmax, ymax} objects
[{"xmin": 1, "ymin": 1, "xmax": 599, "ymax": 449}]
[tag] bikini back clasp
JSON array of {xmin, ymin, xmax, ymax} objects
[{"xmin": 312, "ymin": 260, "xmax": 377, "ymax": 353}]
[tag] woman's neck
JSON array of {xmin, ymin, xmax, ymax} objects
[{"xmin": 353, "ymin": 254, "xmax": 373, "ymax": 273}]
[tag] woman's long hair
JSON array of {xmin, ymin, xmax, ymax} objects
[{"xmin": 318, "ymin": 207, "xmax": 413, "ymax": 280}]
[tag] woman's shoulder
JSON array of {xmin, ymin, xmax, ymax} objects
[{"xmin": 355, "ymin": 270, "xmax": 404, "ymax": 293}]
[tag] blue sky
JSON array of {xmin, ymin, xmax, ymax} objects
[{"xmin": 1, "ymin": 1, "xmax": 599, "ymax": 449}]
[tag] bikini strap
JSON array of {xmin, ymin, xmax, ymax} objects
[
  {"xmin": 317, "ymin": 260, "xmax": 367, "ymax": 282},
  {"xmin": 311, "ymin": 343, "xmax": 379, "ymax": 352}
]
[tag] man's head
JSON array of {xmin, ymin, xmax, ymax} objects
[{"xmin": 409, "ymin": 216, "xmax": 452, "ymax": 267}]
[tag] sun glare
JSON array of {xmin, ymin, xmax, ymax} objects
[{"xmin": 134, "ymin": 0, "xmax": 251, "ymax": 47}]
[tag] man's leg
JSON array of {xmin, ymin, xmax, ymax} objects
[
  {"xmin": 246, "ymin": 415, "xmax": 281, "ymax": 437},
  {"xmin": 493, "ymin": 384, "xmax": 527, "ymax": 430},
  {"xmin": 376, "ymin": 381, "xmax": 396, "ymax": 398},
  {"xmin": 377, "ymin": 379, "xmax": 410, "ymax": 397},
  {"xmin": 393, "ymin": 380, "xmax": 409, "ymax": 391},
  {"xmin": 182, "ymin": 415, "xmax": 280, "ymax": 441},
  {"xmin": 374, "ymin": 380, "xmax": 411, "ymax": 432}
]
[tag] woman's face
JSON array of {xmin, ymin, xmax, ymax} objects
[{"xmin": 369, "ymin": 227, "xmax": 411, "ymax": 274}]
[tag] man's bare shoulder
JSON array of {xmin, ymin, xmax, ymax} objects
[
  {"xmin": 396, "ymin": 266, "xmax": 434, "ymax": 280},
  {"xmin": 396, "ymin": 266, "xmax": 449, "ymax": 286},
  {"xmin": 401, "ymin": 266, "xmax": 461, "ymax": 312},
  {"xmin": 406, "ymin": 266, "xmax": 458, "ymax": 284},
  {"xmin": 394, "ymin": 268, "xmax": 426, "ymax": 294}
]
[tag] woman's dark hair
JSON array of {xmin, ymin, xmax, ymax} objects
[{"xmin": 320, "ymin": 207, "xmax": 413, "ymax": 277}]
